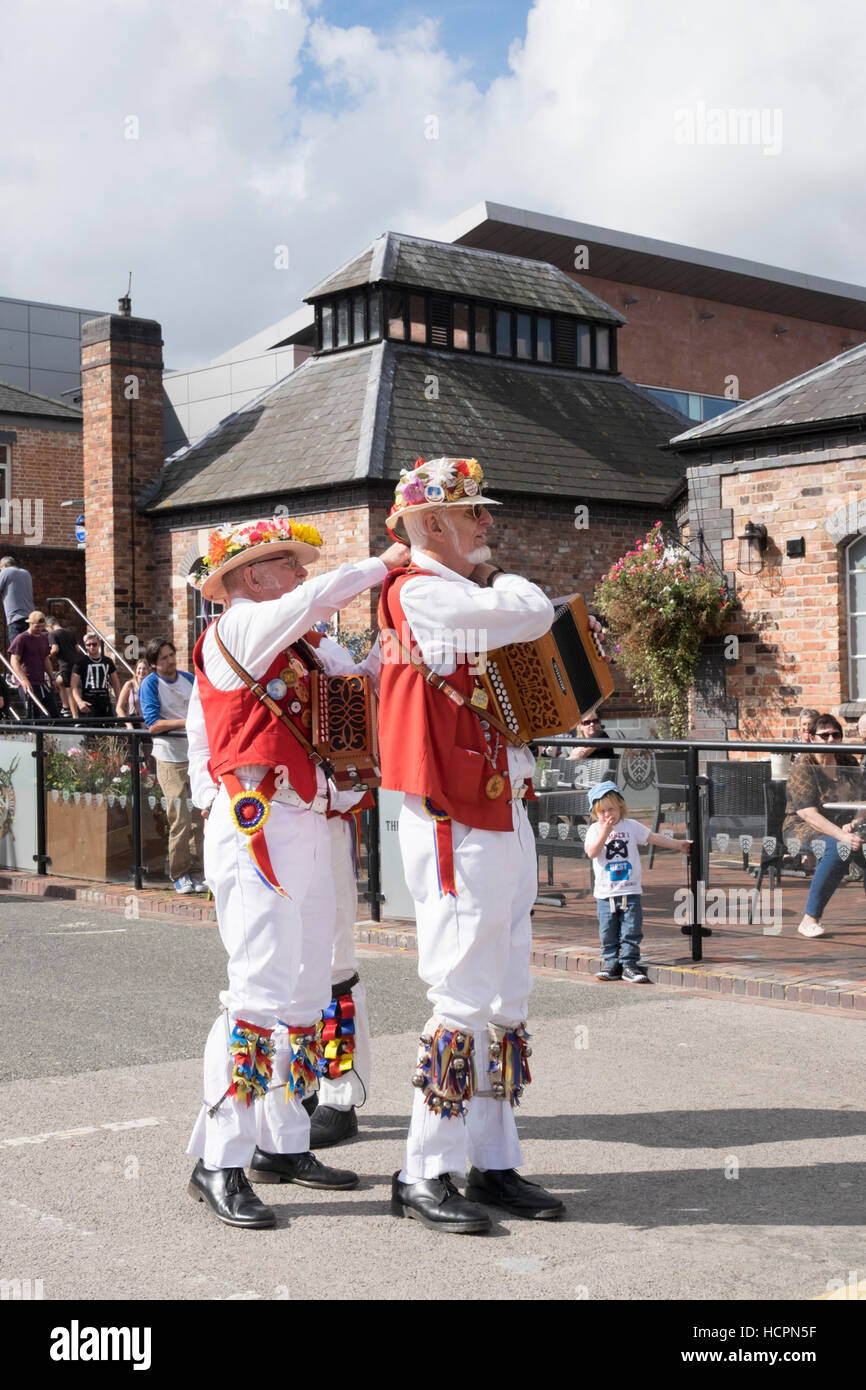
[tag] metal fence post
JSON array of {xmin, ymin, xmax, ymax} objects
[
  {"xmin": 131, "ymin": 737, "xmax": 143, "ymax": 891},
  {"xmin": 685, "ymin": 742, "xmax": 705, "ymax": 962},
  {"xmin": 33, "ymin": 729, "xmax": 47, "ymax": 875}
]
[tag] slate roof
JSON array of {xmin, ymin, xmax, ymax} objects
[
  {"xmin": 0, "ymin": 379, "xmax": 82, "ymax": 420},
  {"xmin": 146, "ymin": 341, "xmax": 685, "ymax": 514},
  {"xmin": 305, "ymin": 232, "xmax": 625, "ymax": 325},
  {"xmin": 671, "ymin": 341, "xmax": 866, "ymax": 450}
]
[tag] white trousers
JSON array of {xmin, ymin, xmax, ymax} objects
[
  {"xmin": 316, "ymin": 816, "xmax": 371, "ymax": 1110},
  {"xmin": 187, "ymin": 787, "xmax": 335, "ymax": 1169},
  {"xmin": 397, "ymin": 795, "xmax": 538, "ymax": 1183}
]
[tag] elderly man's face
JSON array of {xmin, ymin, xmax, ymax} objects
[{"xmin": 798, "ymin": 716, "xmax": 814, "ymax": 741}]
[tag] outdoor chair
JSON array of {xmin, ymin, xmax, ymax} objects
[
  {"xmin": 747, "ymin": 777, "xmax": 787, "ymax": 924},
  {"xmin": 647, "ymin": 753, "xmax": 688, "ymax": 869},
  {"xmin": 698, "ymin": 760, "xmax": 772, "ymax": 884}
]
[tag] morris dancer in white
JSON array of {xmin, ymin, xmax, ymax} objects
[
  {"xmin": 378, "ymin": 456, "xmax": 577, "ymax": 1233},
  {"xmin": 185, "ymin": 516, "xmax": 407, "ymax": 1228}
]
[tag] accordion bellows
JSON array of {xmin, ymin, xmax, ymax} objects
[
  {"xmin": 311, "ymin": 672, "xmax": 381, "ymax": 790},
  {"xmin": 480, "ymin": 595, "xmax": 614, "ymax": 742}
]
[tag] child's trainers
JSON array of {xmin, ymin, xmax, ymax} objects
[
  {"xmin": 595, "ymin": 964, "xmax": 622, "ymax": 981},
  {"xmin": 621, "ymin": 965, "xmax": 649, "ymax": 984}
]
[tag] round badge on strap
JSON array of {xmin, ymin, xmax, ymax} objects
[
  {"xmin": 266, "ymin": 678, "xmax": 288, "ymax": 700},
  {"xmin": 485, "ymin": 773, "xmax": 506, "ymax": 800}
]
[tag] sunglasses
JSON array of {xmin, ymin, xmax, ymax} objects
[
  {"xmin": 581, "ymin": 719, "xmax": 601, "ymax": 726},
  {"xmin": 815, "ymin": 731, "xmax": 842, "ymax": 741}
]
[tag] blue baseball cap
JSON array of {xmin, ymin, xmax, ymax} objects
[{"xmin": 587, "ymin": 780, "xmax": 621, "ymax": 807}]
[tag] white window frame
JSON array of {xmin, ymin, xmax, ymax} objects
[{"xmin": 846, "ymin": 533, "xmax": 866, "ymax": 701}]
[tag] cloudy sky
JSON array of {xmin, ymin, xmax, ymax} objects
[{"xmin": 2, "ymin": 0, "xmax": 865, "ymax": 368}]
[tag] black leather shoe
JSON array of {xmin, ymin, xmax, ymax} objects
[
  {"xmin": 302, "ymin": 1093, "xmax": 318, "ymax": 1117},
  {"xmin": 187, "ymin": 1161, "xmax": 276, "ymax": 1228},
  {"xmin": 466, "ymin": 1167, "xmax": 565, "ymax": 1220},
  {"xmin": 309, "ymin": 1105, "xmax": 358, "ymax": 1149},
  {"xmin": 247, "ymin": 1148, "xmax": 359, "ymax": 1189},
  {"xmin": 391, "ymin": 1172, "xmax": 492, "ymax": 1234}
]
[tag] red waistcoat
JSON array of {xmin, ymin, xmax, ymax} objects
[
  {"xmin": 193, "ymin": 623, "xmax": 323, "ymax": 802},
  {"xmin": 377, "ymin": 568, "xmax": 515, "ymax": 831}
]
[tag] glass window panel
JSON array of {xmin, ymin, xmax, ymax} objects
[
  {"xmin": 849, "ymin": 548, "xmax": 866, "ymax": 612},
  {"xmin": 496, "ymin": 309, "xmax": 512, "ymax": 356},
  {"xmin": 453, "ymin": 301, "xmax": 469, "ymax": 350},
  {"xmin": 320, "ymin": 303, "xmax": 334, "ymax": 350},
  {"xmin": 536, "ymin": 317, "xmax": 552, "ymax": 363},
  {"xmin": 853, "ymin": 654, "xmax": 866, "ymax": 700},
  {"xmin": 576, "ymin": 323, "xmax": 592, "ymax": 368},
  {"xmin": 595, "ymin": 327, "xmax": 610, "ymax": 370},
  {"xmin": 353, "ymin": 294, "xmax": 366, "ymax": 343},
  {"xmin": 409, "ymin": 295, "xmax": 427, "ymax": 343},
  {"xmin": 516, "ymin": 313, "xmax": 532, "ymax": 359},
  {"xmin": 474, "ymin": 306, "xmax": 491, "ymax": 353},
  {"xmin": 368, "ymin": 293, "xmax": 382, "ymax": 339},
  {"xmin": 386, "ymin": 291, "xmax": 405, "ymax": 340},
  {"xmin": 853, "ymin": 614, "xmax": 866, "ymax": 654},
  {"xmin": 688, "ymin": 392, "xmax": 702, "ymax": 420},
  {"xmin": 701, "ymin": 395, "xmax": 737, "ymax": 421},
  {"xmin": 336, "ymin": 298, "xmax": 350, "ymax": 347}
]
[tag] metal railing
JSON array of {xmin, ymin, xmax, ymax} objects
[
  {"xmin": 531, "ymin": 733, "xmax": 866, "ymax": 961},
  {"xmin": 45, "ymin": 597, "xmax": 136, "ymax": 679}
]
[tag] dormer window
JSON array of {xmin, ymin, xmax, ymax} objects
[{"xmin": 312, "ymin": 284, "xmax": 618, "ymax": 373}]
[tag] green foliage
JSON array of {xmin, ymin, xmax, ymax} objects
[{"xmin": 594, "ymin": 522, "xmax": 736, "ymax": 737}]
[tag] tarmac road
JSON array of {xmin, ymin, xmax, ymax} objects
[{"xmin": 1, "ymin": 897, "xmax": 865, "ymax": 1303}]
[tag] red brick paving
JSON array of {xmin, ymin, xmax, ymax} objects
[{"xmin": 3, "ymin": 846, "xmax": 865, "ymax": 1015}]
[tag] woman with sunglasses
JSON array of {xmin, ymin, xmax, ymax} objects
[
  {"xmin": 566, "ymin": 712, "xmax": 611, "ymax": 761},
  {"xmin": 782, "ymin": 714, "xmax": 866, "ymax": 937}
]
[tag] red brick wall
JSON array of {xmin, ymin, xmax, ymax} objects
[
  {"xmin": 570, "ymin": 271, "xmax": 864, "ymax": 401},
  {"xmin": 3, "ymin": 423, "xmax": 83, "ymax": 550},
  {"xmin": 717, "ymin": 448, "xmax": 866, "ymax": 738}
]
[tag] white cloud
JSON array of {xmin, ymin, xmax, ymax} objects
[{"xmin": 1, "ymin": 0, "xmax": 865, "ymax": 368}]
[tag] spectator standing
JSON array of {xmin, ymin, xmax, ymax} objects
[
  {"xmin": 140, "ymin": 638, "xmax": 205, "ymax": 895},
  {"xmin": 9, "ymin": 611, "xmax": 60, "ymax": 719},
  {"xmin": 0, "ymin": 556, "xmax": 35, "ymax": 644},
  {"xmin": 71, "ymin": 633, "xmax": 121, "ymax": 719},
  {"xmin": 45, "ymin": 616, "xmax": 80, "ymax": 718}
]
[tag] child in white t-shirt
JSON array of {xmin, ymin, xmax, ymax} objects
[{"xmin": 585, "ymin": 780, "xmax": 690, "ymax": 983}]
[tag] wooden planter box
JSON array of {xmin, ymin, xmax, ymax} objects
[{"xmin": 46, "ymin": 794, "xmax": 168, "ymax": 881}]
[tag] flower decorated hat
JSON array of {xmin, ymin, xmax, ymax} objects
[
  {"xmin": 385, "ymin": 456, "xmax": 500, "ymax": 538},
  {"xmin": 187, "ymin": 516, "xmax": 324, "ymax": 603}
]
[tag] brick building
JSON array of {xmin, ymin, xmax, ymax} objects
[
  {"xmin": 0, "ymin": 381, "xmax": 86, "ymax": 647},
  {"xmin": 82, "ymin": 234, "xmax": 689, "ymax": 723},
  {"xmin": 447, "ymin": 202, "xmax": 866, "ymax": 420},
  {"xmin": 671, "ymin": 344, "xmax": 866, "ymax": 740}
]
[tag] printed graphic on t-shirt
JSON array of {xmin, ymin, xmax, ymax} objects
[
  {"xmin": 603, "ymin": 834, "xmax": 633, "ymax": 887},
  {"xmin": 82, "ymin": 660, "xmax": 113, "ymax": 692}
]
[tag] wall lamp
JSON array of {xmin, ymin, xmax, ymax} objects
[
  {"xmin": 623, "ymin": 296, "xmax": 640, "ymax": 306},
  {"xmin": 773, "ymin": 326, "xmax": 789, "ymax": 338},
  {"xmin": 737, "ymin": 521, "xmax": 768, "ymax": 575},
  {"xmin": 698, "ymin": 311, "xmax": 715, "ymax": 321}
]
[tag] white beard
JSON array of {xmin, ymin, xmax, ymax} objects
[{"xmin": 464, "ymin": 544, "xmax": 492, "ymax": 564}]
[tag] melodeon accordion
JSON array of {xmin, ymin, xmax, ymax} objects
[
  {"xmin": 311, "ymin": 672, "xmax": 381, "ymax": 791},
  {"xmin": 478, "ymin": 595, "xmax": 614, "ymax": 743}
]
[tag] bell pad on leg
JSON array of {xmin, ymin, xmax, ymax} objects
[
  {"xmin": 412, "ymin": 1019, "xmax": 476, "ymax": 1119},
  {"xmin": 488, "ymin": 1023, "xmax": 532, "ymax": 1106},
  {"xmin": 227, "ymin": 1018, "xmax": 275, "ymax": 1107}
]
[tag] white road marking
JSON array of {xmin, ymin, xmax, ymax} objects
[
  {"xmin": 46, "ymin": 929, "xmax": 127, "ymax": 936},
  {"xmin": 5, "ymin": 1197, "xmax": 96, "ymax": 1237},
  {"xmin": 1, "ymin": 1116, "xmax": 162, "ymax": 1147}
]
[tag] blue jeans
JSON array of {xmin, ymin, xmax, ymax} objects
[
  {"xmin": 804, "ymin": 834, "xmax": 866, "ymax": 921},
  {"xmin": 596, "ymin": 894, "xmax": 644, "ymax": 966}
]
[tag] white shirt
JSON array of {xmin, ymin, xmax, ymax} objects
[
  {"xmin": 400, "ymin": 548, "xmax": 555, "ymax": 782},
  {"xmin": 587, "ymin": 817, "xmax": 651, "ymax": 899},
  {"xmin": 188, "ymin": 557, "xmax": 387, "ymax": 808}
]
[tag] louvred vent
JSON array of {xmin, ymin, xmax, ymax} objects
[
  {"xmin": 553, "ymin": 318, "xmax": 577, "ymax": 367},
  {"xmin": 430, "ymin": 296, "xmax": 451, "ymax": 347}
]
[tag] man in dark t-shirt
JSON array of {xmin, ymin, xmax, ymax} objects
[
  {"xmin": 9, "ymin": 611, "xmax": 60, "ymax": 720},
  {"xmin": 46, "ymin": 617, "xmax": 80, "ymax": 718},
  {"xmin": 71, "ymin": 633, "xmax": 121, "ymax": 720}
]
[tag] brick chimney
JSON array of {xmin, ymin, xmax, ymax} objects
[{"xmin": 81, "ymin": 312, "xmax": 164, "ymax": 648}]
